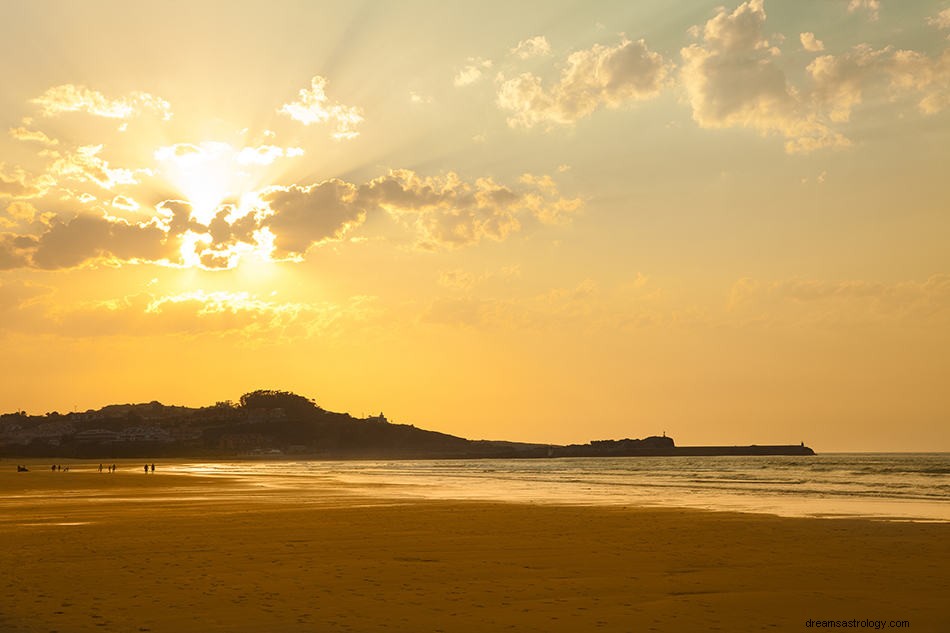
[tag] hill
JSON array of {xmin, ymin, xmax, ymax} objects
[{"xmin": 0, "ymin": 390, "xmax": 814, "ymax": 459}]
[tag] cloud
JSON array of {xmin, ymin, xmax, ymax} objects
[
  {"xmin": 421, "ymin": 276, "xmax": 677, "ymax": 332},
  {"xmin": 47, "ymin": 145, "xmax": 139, "ymax": 190},
  {"xmin": 438, "ymin": 269, "xmax": 478, "ymax": 290},
  {"xmin": 809, "ymin": 45, "xmax": 950, "ymax": 119},
  {"xmin": 28, "ymin": 214, "xmax": 175, "ymax": 270},
  {"xmin": 511, "ymin": 36, "xmax": 552, "ymax": 60},
  {"xmin": 0, "ymin": 233, "xmax": 37, "ymax": 269},
  {"xmin": 31, "ymin": 84, "xmax": 172, "ymax": 120},
  {"xmin": 409, "ymin": 91, "xmax": 433, "ymax": 104},
  {"xmin": 9, "ymin": 126, "xmax": 58, "ymax": 146},
  {"xmin": 4, "ymin": 201, "xmax": 39, "ymax": 224},
  {"xmin": 800, "ymin": 32, "xmax": 825, "ymax": 52},
  {"xmin": 358, "ymin": 169, "xmax": 581, "ymax": 250},
  {"xmin": 496, "ymin": 36, "xmax": 669, "ymax": 128},
  {"xmin": 259, "ymin": 179, "xmax": 364, "ymax": 257},
  {"xmin": 0, "ymin": 174, "xmax": 36, "ymax": 199},
  {"xmin": 807, "ymin": 45, "xmax": 890, "ymax": 123},
  {"xmin": 0, "ymin": 279, "xmax": 52, "ymax": 312},
  {"xmin": 680, "ymin": 0, "xmax": 848, "ymax": 153},
  {"xmin": 888, "ymin": 48, "xmax": 950, "ymax": 114},
  {"xmin": 0, "ymin": 164, "xmax": 51, "ymax": 199},
  {"xmin": 0, "ymin": 166, "xmax": 578, "ymax": 269},
  {"xmin": 847, "ymin": 0, "xmax": 880, "ymax": 21},
  {"xmin": 729, "ymin": 274, "xmax": 950, "ymax": 326},
  {"xmin": 111, "ymin": 195, "xmax": 140, "ymax": 212},
  {"xmin": 0, "ymin": 287, "xmax": 379, "ymax": 340},
  {"xmin": 236, "ymin": 145, "xmax": 305, "ymax": 166},
  {"xmin": 454, "ymin": 58, "xmax": 493, "ymax": 87},
  {"xmin": 155, "ymin": 141, "xmax": 303, "ymax": 168},
  {"xmin": 929, "ymin": 8, "xmax": 950, "ymax": 31},
  {"xmin": 277, "ymin": 76, "xmax": 363, "ymax": 140}
]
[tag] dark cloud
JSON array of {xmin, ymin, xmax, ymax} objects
[
  {"xmin": 0, "ymin": 233, "xmax": 37, "ymax": 269},
  {"xmin": 260, "ymin": 180, "xmax": 364, "ymax": 257},
  {"xmin": 30, "ymin": 214, "xmax": 175, "ymax": 269}
]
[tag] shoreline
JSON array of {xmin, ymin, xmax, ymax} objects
[
  {"xmin": 5, "ymin": 456, "xmax": 950, "ymax": 523},
  {"xmin": 2, "ymin": 468, "xmax": 949, "ymax": 632}
]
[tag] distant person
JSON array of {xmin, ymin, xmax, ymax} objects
[
  {"xmin": 51, "ymin": 464, "xmax": 56, "ymax": 472},
  {"xmin": 111, "ymin": 464, "xmax": 116, "ymax": 473},
  {"xmin": 98, "ymin": 463, "xmax": 103, "ymax": 472},
  {"xmin": 150, "ymin": 463, "xmax": 155, "ymax": 473},
  {"xmin": 144, "ymin": 464, "xmax": 149, "ymax": 474}
]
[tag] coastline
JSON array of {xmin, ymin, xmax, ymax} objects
[{"xmin": 2, "ymin": 467, "xmax": 948, "ymax": 632}]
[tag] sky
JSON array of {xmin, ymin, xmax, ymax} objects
[{"xmin": 1, "ymin": 0, "xmax": 948, "ymax": 452}]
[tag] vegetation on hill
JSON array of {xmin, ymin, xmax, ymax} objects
[{"xmin": 0, "ymin": 390, "xmax": 535, "ymax": 459}]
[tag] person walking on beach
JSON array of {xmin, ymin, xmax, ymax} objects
[
  {"xmin": 150, "ymin": 463, "xmax": 155, "ymax": 473},
  {"xmin": 98, "ymin": 463, "xmax": 103, "ymax": 472},
  {"xmin": 144, "ymin": 464, "xmax": 149, "ymax": 474}
]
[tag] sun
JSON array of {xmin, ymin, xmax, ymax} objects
[{"xmin": 154, "ymin": 141, "xmax": 257, "ymax": 224}]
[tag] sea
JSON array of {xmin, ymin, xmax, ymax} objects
[{"xmin": 163, "ymin": 453, "xmax": 950, "ymax": 523}]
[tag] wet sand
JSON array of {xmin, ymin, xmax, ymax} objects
[{"xmin": 1, "ymin": 465, "xmax": 948, "ymax": 632}]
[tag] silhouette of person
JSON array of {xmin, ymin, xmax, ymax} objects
[
  {"xmin": 111, "ymin": 464, "xmax": 116, "ymax": 473},
  {"xmin": 51, "ymin": 464, "xmax": 56, "ymax": 472},
  {"xmin": 98, "ymin": 463, "xmax": 103, "ymax": 472},
  {"xmin": 150, "ymin": 463, "xmax": 155, "ymax": 473},
  {"xmin": 144, "ymin": 464, "xmax": 149, "ymax": 474}
]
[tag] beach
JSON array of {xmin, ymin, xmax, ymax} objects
[{"xmin": 1, "ymin": 465, "xmax": 948, "ymax": 632}]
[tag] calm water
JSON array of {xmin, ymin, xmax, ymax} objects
[{"xmin": 167, "ymin": 453, "xmax": 950, "ymax": 522}]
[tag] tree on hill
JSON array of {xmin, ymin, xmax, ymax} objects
[{"xmin": 238, "ymin": 390, "xmax": 322, "ymax": 417}]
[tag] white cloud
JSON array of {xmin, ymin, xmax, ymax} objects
[
  {"xmin": 236, "ymin": 145, "xmax": 305, "ymax": 166},
  {"xmin": 454, "ymin": 58, "xmax": 493, "ymax": 87},
  {"xmin": 48, "ymin": 145, "xmax": 139, "ymax": 190},
  {"xmin": 847, "ymin": 0, "xmax": 880, "ymax": 22},
  {"xmin": 497, "ymin": 36, "xmax": 669, "ymax": 128},
  {"xmin": 31, "ymin": 84, "xmax": 172, "ymax": 120},
  {"xmin": 800, "ymin": 32, "xmax": 825, "ymax": 52},
  {"xmin": 278, "ymin": 76, "xmax": 363, "ymax": 140},
  {"xmin": 807, "ymin": 45, "xmax": 889, "ymax": 123},
  {"xmin": 809, "ymin": 45, "xmax": 950, "ymax": 119},
  {"xmin": 888, "ymin": 48, "xmax": 950, "ymax": 114},
  {"xmin": 680, "ymin": 0, "xmax": 848, "ymax": 153},
  {"xmin": 359, "ymin": 169, "xmax": 581, "ymax": 250},
  {"xmin": 111, "ymin": 195, "xmax": 140, "ymax": 212},
  {"xmin": 409, "ymin": 91, "xmax": 432, "ymax": 104},
  {"xmin": 0, "ymin": 163, "xmax": 53, "ymax": 199},
  {"xmin": 9, "ymin": 126, "xmax": 59, "ymax": 146},
  {"xmin": 511, "ymin": 36, "xmax": 552, "ymax": 60},
  {"xmin": 929, "ymin": 8, "xmax": 950, "ymax": 31}
]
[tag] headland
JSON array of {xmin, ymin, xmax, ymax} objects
[{"xmin": 0, "ymin": 390, "xmax": 814, "ymax": 459}]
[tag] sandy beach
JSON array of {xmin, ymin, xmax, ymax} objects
[{"xmin": 1, "ymin": 465, "xmax": 947, "ymax": 632}]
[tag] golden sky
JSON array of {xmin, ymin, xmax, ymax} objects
[{"xmin": 2, "ymin": 0, "xmax": 948, "ymax": 451}]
